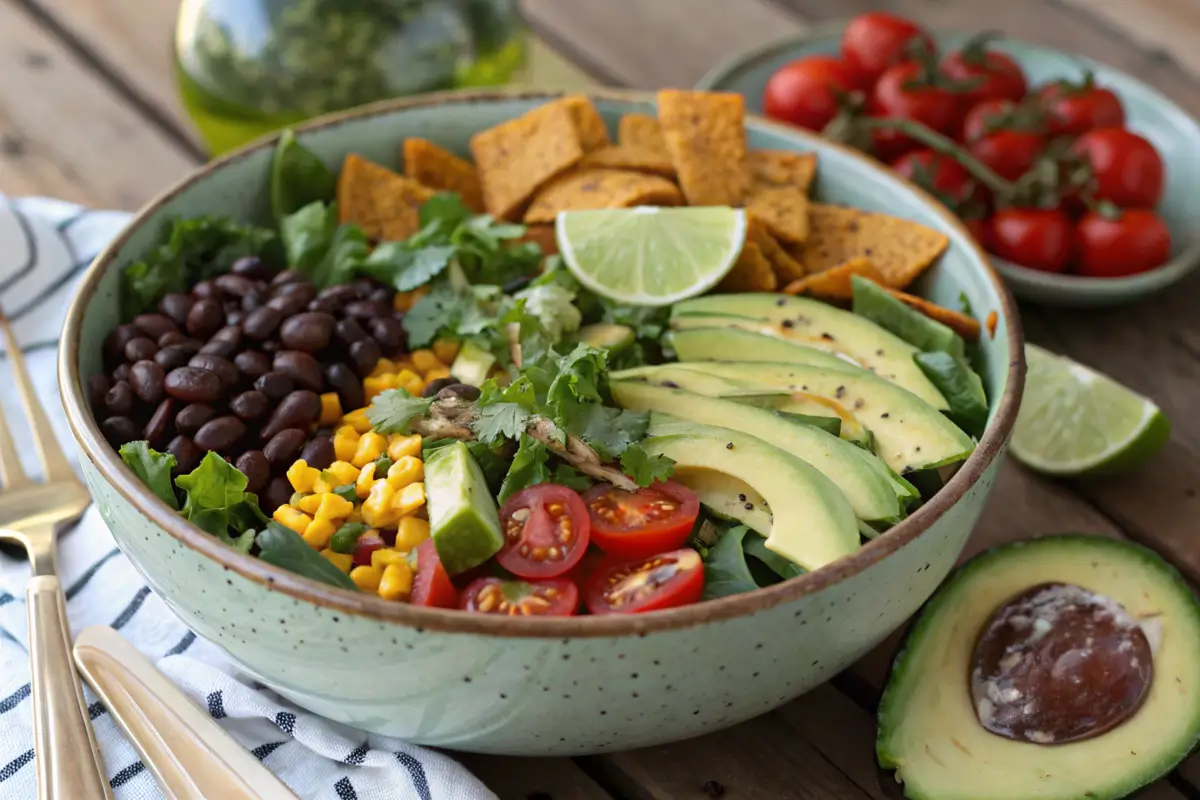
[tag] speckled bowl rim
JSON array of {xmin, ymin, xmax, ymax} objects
[
  {"xmin": 59, "ymin": 87, "xmax": 1025, "ymax": 639},
  {"xmin": 695, "ymin": 21, "xmax": 1200, "ymax": 305}
]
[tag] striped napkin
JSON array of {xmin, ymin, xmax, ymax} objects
[{"xmin": 0, "ymin": 195, "xmax": 495, "ymax": 800}]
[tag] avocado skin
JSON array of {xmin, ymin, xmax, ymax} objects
[{"xmin": 850, "ymin": 275, "xmax": 965, "ymax": 360}]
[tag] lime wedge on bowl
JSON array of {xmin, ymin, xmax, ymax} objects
[
  {"xmin": 1011, "ymin": 344, "xmax": 1170, "ymax": 476},
  {"xmin": 557, "ymin": 206, "xmax": 746, "ymax": 306}
]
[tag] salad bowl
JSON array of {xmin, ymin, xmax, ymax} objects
[{"xmin": 59, "ymin": 88, "xmax": 1024, "ymax": 755}]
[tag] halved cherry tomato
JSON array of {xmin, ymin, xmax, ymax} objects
[
  {"xmin": 1074, "ymin": 208, "xmax": 1171, "ymax": 278},
  {"xmin": 585, "ymin": 549, "xmax": 705, "ymax": 615},
  {"xmin": 582, "ymin": 480, "xmax": 700, "ymax": 560},
  {"xmin": 941, "ymin": 38, "xmax": 1027, "ymax": 108},
  {"xmin": 891, "ymin": 149, "xmax": 979, "ymax": 207},
  {"xmin": 460, "ymin": 576, "xmax": 578, "ymax": 616},
  {"xmin": 1071, "ymin": 127, "xmax": 1165, "ymax": 209},
  {"xmin": 840, "ymin": 12, "xmax": 933, "ymax": 87},
  {"xmin": 497, "ymin": 484, "xmax": 590, "ymax": 579},
  {"xmin": 870, "ymin": 62, "xmax": 962, "ymax": 161},
  {"xmin": 987, "ymin": 207, "xmax": 1074, "ymax": 273},
  {"xmin": 411, "ymin": 539, "xmax": 457, "ymax": 609},
  {"xmin": 1038, "ymin": 78, "xmax": 1125, "ymax": 136},
  {"xmin": 352, "ymin": 533, "xmax": 386, "ymax": 568},
  {"xmin": 763, "ymin": 55, "xmax": 860, "ymax": 132},
  {"xmin": 962, "ymin": 99, "xmax": 1045, "ymax": 182}
]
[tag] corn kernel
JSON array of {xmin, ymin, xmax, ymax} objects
[
  {"xmin": 333, "ymin": 426, "xmax": 361, "ymax": 462},
  {"xmin": 394, "ymin": 482, "xmax": 426, "ymax": 516},
  {"xmin": 371, "ymin": 547, "xmax": 409, "ymax": 570},
  {"xmin": 352, "ymin": 432, "xmax": 387, "ymax": 468},
  {"xmin": 356, "ymin": 462, "xmax": 377, "ymax": 499},
  {"xmin": 303, "ymin": 517, "xmax": 338, "ymax": 549},
  {"xmin": 347, "ymin": 508, "xmax": 364, "ymax": 524},
  {"xmin": 363, "ymin": 375, "xmax": 391, "ymax": 403},
  {"xmin": 315, "ymin": 493, "xmax": 355, "ymax": 522},
  {"xmin": 342, "ymin": 408, "xmax": 373, "ymax": 434},
  {"xmin": 272, "ymin": 506, "xmax": 312, "ymax": 536},
  {"xmin": 320, "ymin": 549, "xmax": 354, "ymax": 573},
  {"xmin": 297, "ymin": 494, "xmax": 326, "ymax": 515},
  {"xmin": 394, "ymin": 516, "xmax": 431, "ymax": 552},
  {"xmin": 387, "ymin": 456, "xmax": 424, "ymax": 488},
  {"xmin": 362, "ymin": 480, "xmax": 399, "ymax": 528},
  {"xmin": 432, "ymin": 339, "xmax": 461, "ymax": 364},
  {"xmin": 378, "ymin": 561, "xmax": 414, "ymax": 601},
  {"xmin": 286, "ymin": 461, "xmax": 320, "ymax": 493},
  {"xmin": 387, "ymin": 434, "xmax": 422, "ymax": 461},
  {"xmin": 393, "ymin": 292, "xmax": 412, "ymax": 313},
  {"xmin": 318, "ymin": 392, "xmax": 343, "ymax": 426},
  {"xmin": 350, "ymin": 565, "xmax": 383, "ymax": 591},
  {"xmin": 399, "ymin": 373, "xmax": 426, "ymax": 397},
  {"xmin": 370, "ymin": 358, "xmax": 398, "ymax": 378},
  {"xmin": 324, "ymin": 461, "xmax": 359, "ymax": 486},
  {"xmin": 410, "ymin": 349, "xmax": 440, "ymax": 374},
  {"xmin": 423, "ymin": 365, "xmax": 452, "ymax": 382}
]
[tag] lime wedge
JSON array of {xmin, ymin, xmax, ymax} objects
[
  {"xmin": 556, "ymin": 206, "xmax": 747, "ymax": 306},
  {"xmin": 1010, "ymin": 344, "xmax": 1170, "ymax": 476}
]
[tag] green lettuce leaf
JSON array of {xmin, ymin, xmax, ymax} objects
[
  {"xmin": 174, "ymin": 452, "xmax": 266, "ymax": 548},
  {"xmin": 118, "ymin": 441, "xmax": 178, "ymax": 510},
  {"xmin": 256, "ymin": 523, "xmax": 358, "ymax": 591},
  {"xmin": 270, "ymin": 129, "xmax": 336, "ymax": 220}
]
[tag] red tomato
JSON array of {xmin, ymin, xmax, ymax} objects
[
  {"xmin": 891, "ymin": 149, "xmax": 978, "ymax": 205},
  {"xmin": 496, "ymin": 484, "xmax": 590, "ymax": 579},
  {"xmin": 941, "ymin": 40, "xmax": 1027, "ymax": 106},
  {"xmin": 963, "ymin": 215, "xmax": 989, "ymax": 244},
  {"xmin": 870, "ymin": 62, "xmax": 962, "ymax": 161},
  {"xmin": 1074, "ymin": 209, "xmax": 1172, "ymax": 278},
  {"xmin": 410, "ymin": 539, "xmax": 457, "ymax": 608},
  {"xmin": 841, "ymin": 12, "xmax": 933, "ymax": 87},
  {"xmin": 459, "ymin": 576, "xmax": 578, "ymax": 616},
  {"xmin": 352, "ymin": 533, "xmax": 385, "ymax": 568},
  {"xmin": 581, "ymin": 480, "xmax": 700, "ymax": 560},
  {"xmin": 763, "ymin": 56, "xmax": 860, "ymax": 132},
  {"xmin": 585, "ymin": 548, "xmax": 705, "ymax": 615},
  {"xmin": 987, "ymin": 207, "xmax": 1074, "ymax": 273},
  {"xmin": 1071, "ymin": 128, "xmax": 1165, "ymax": 209},
  {"xmin": 962, "ymin": 99, "xmax": 1045, "ymax": 181},
  {"xmin": 1038, "ymin": 79, "xmax": 1125, "ymax": 136}
]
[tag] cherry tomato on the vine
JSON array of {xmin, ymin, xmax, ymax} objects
[
  {"xmin": 1074, "ymin": 208, "xmax": 1171, "ymax": 278},
  {"xmin": 941, "ymin": 38, "xmax": 1028, "ymax": 107},
  {"xmin": 987, "ymin": 207, "xmax": 1074, "ymax": 273},
  {"xmin": 963, "ymin": 215, "xmax": 990, "ymax": 245},
  {"xmin": 1071, "ymin": 127, "xmax": 1165, "ymax": 209},
  {"xmin": 585, "ymin": 548, "xmax": 705, "ymax": 615},
  {"xmin": 890, "ymin": 149, "xmax": 979, "ymax": 207},
  {"xmin": 870, "ymin": 62, "xmax": 962, "ymax": 161},
  {"xmin": 410, "ymin": 539, "xmax": 458, "ymax": 609},
  {"xmin": 763, "ymin": 55, "xmax": 860, "ymax": 132},
  {"xmin": 962, "ymin": 99, "xmax": 1045, "ymax": 182},
  {"xmin": 1038, "ymin": 78, "xmax": 1125, "ymax": 136},
  {"xmin": 840, "ymin": 12, "xmax": 933, "ymax": 87},
  {"xmin": 459, "ymin": 576, "xmax": 579, "ymax": 616},
  {"xmin": 582, "ymin": 480, "xmax": 700, "ymax": 560},
  {"xmin": 497, "ymin": 484, "xmax": 591, "ymax": 579}
]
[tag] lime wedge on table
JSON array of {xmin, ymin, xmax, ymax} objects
[
  {"xmin": 1011, "ymin": 344, "xmax": 1170, "ymax": 476},
  {"xmin": 556, "ymin": 207, "xmax": 746, "ymax": 306}
]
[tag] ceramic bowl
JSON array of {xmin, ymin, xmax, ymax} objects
[
  {"xmin": 696, "ymin": 22, "xmax": 1200, "ymax": 308},
  {"xmin": 60, "ymin": 89, "xmax": 1024, "ymax": 755}
]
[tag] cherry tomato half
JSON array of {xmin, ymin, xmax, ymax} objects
[
  {"xmin": 763, "ymin": 55, "xmax": 860, "ymax": 132},
  {"xmin": 352, "ymin": 532, "xmax": 386, "ymax": 568},
  {"xmin": 582, "ymin": 480, "xmax": 700, "ymax": 560},
  {"xmin": 987, "ymin": 207, "xmax": 1074, "ymax": 273},
  {"xmin": 1038, "ymin": 79, "xmax": 1125, "ymax": 137},
  {"xmin": 585, "ymin": 549, "xmax": 705, "ymax": 615},
  {"xmin": 962, "ymin": 99, "xmax": 1045, "ymax": 182},
  {"xmin": 410, "ymin": 539, "xmax": 458, "ymax": 608},
  {"xmin": 840, "ymin": 12, "xmax": 933, "ymax": 87},
  {"xmin": 460, "ymin": 576, "xmax": 579, "ymax": 616},
  {"xmin": 1074, "ymin": 209, "xmax": 1172, "ymax": 278},
  {"xmin": 941, "ymin": 40, "xmax": 1027, "ymax": 107},
  {"xmin": 497, "ymin": 484, "xmax": 591, "ymax": 579},
  {"xmin": 891, "ymin": 149, "xmax": 979, "ymax": 207},
  {"xmin": 870, "ymin": 62, "xmax": 962, "ymax": 161},
  {"xmin": 1071, "ymin": 127, "xmax": 1165, "ymax": 209}
]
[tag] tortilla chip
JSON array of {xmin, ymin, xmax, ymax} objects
[
  {"xmin": 747, "ymin": 186, "xmax": 809, "ymax": 244},
  {"xmin": 800, "ymin": 203, "xmax": 949, "ymax": 289},
  {"xmin": 885, "ymin": 289, "xmax": 982, "ymax": 341},
  {"xmin": 718, "ymin": 242, "xmax": 777, "ymax": 293},
  {"xmin": 470, "ymin": 102, "xmax": 585, "ymax": 220},
  {"xmin": 337, "ymin": 154, "xmax": 435, "ymax": 243},
  {"xmin": 986, "ymin": 310, "xmax": 998, "ymax": 339},
  {"xmin": 402, "ymin": 137, "xmax": 484, "ymax": 212},
  {"xmin": 580, "ymin": 144, "xmax": 676, "ymax": 178},
  {"xmin": 657, "ymin": 89, "xmax": 749, "ymax": 206},
  {"xmin": 746, "ymin": 216, "xmax": 806, "ymax": 284},
  {"xmin": 783, "ymin": 257, "xmax": 884, "ymax": 300},
  {"xmin": 618, "ymin": 114, "xmax": 671, "ymax": 158},
  {"xmin": 524, "ymin": 168, "xmax": 683, "ymax": 224},
  {"xmin": 517, "ymin": 224, "xmax": 559, "ymax": 258},
  {"xmin": 748, "ymin": 150, "xmax": 817, "ymax": 194},
  {"xmin": 561, "ymin": 95, "xmax": 610, "ymax": 152}
]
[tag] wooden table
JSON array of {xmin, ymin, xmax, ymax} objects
[{"xmin": 2, "ymin": 0, "xmax": 1199, "ymax": 797}]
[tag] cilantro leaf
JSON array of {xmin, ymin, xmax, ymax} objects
[
  {"xmin": 552, "ymin": 464, "xmax": 592, "ymax": 492},
  {"xmin": 361, "ymin": 242, "xmax": 456, "ymax": 291},
  {"xmin": 569, "ymin": 405, "xmax": 649, "ymax": 461},
  {"xmin": 514, "ymin": 284, "xmax": 582, "ymax": 342},
  {"xmin": 270, "ymin": 129, "xmax": 336, "ymax": 220},
  {"xmin": 619, "ymin": 445, "xmax": 676, "ymax": 487},
  {"xmin": 118, "ymin": 441, "xmax": 178, "ymax": 509},
  {"xmin": 365, "ymin": 388, "xmax": 433, "ymax": 435},
  {"xmin": 419, "ymin": 192, "xmax": 474, "ymax": 232},
  {"xmin": 471, "ymin": 403, "xmax": 532, "ymax": 445},
  {"xmin": 498, "ymin": 433, "xmax": 551, "ymax": 503},
  {"xmin": 174, "ymin": 452, "xmax": 266, "ymax": 546},
  {"xmin": 544, "ymin": 344, "xmax": 607, "ymax": 426},
  {"xmin": 256, "ymin": 523, "xmax": 359, "ymax": 591}
]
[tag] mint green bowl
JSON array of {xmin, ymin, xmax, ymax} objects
[
  {"xmin": 697, "ymin": 23, "xmax": 1200, "ymax": 308},
  {"xmin": 60, "ymin": 89, "xmax": 1023, "ymax": 755}
]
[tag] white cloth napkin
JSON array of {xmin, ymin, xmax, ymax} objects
[{"xmin": 0, "ymin": 196, "xmax": 496, "ymax": 800}]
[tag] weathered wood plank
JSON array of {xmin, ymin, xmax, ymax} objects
[
  {"xmin": 774, "ymin": 685, "xmax": 886, "ymax": 800},
  {"xmin": 459, "ymin": 754, "xmax": 614, "ymax": 800},
  {"xmin": 1057, "ymin": 0, "xmax": 1200, "ymax": 84}
]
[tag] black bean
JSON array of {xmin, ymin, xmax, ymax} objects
[
  {"xmin": 234, "ymin": 350, "xmax": 271, "ymax": 379},
  {"xmin": 167, "ymin": 435, "xmax": 203, "ymax": 474},
  {"xmin": 254, "ymin": 371, "xmax": 294, "ymax": 400},
  {"xmin": 155, "ymin": 344, "xmax": 195, "ymax": 371},
  {"xmin": 230, "ymin": 390, "xmax": 269, "ymax": 421},
  {"xmin": 223, "ymin": 299, "xmax": 241, "ymax": 317},
  {"xmin": 214, "ymin": 274, "xmax": 256, "ymax": 297},
  {"xmin": 188, "ymin": 353, "xmax": 239, "ymax": 388},
  {"xmin": 235, "ymin": 450, "xmax": 270, "ymax": 494},
  {"xmin": 124, "ymin": 337, "xmax": 158, "ymax": 363},
  {"xmin": 191, "ymin": 280, "xmax": 219, "ymax": 299},
  {"xmin": 263, "ymin": 428, "xmax": 307, "ymax": 469},
  {"xmin": 101, "ymin": 416, "xmax": 139, "ymax": 447},
  {"xmin": 270, "ymin": 268, "xmax": 305, "ymax": 287},
  {"xmin": 299, "ymin": 436, "xmax": 335, "ymax": 471},
  {"xmin": 226, "ymin": 310, "xmax": 245, "ymax": 327},
  {"xmin": 368, "ymin": 317, "xmax": 404, "ymax": 351},
  {"xmin": 261, "ymin": 340, "xmax": 282, "ymax": 355},
  {"xmin": 232, "ymin": 255, "xmax": 270, "ymax": 280},
  {"xmin": 164, "ymin": 367, "xmax": 222, "ymax": 404},
  {"xmin": 199, "ymin": 325, "xmax": 243, "ymax": 358},
  {"xmin": 243, "ymin": 307, "xmax": 283, "ymax": 340},
  {"xmin": 187, "ymin": 299, "xmax": 223, "ymax": 338},
  {"xmin": 87, "ymin": 374, "xmax": 112, "ymax": 411},
  {"xmin": 175, "ymin": 403, "xmax": 215, "ymax": 436},
  {"xmin": 261, "ymin": 477, "xmax": 294, "ymax": 512},
  {"xmin": 334, "ymin": 318, "xmax": 368, "ymax": 347},
  {"xmin": 132, "ymin": 313, "xmax": 178, "ymax": 341},
  {"xmin": 422, "ymin": 377, "xmax": 456, "ymax": 398},
  {"xmin": 306, "ymin": 295, "xmax": 343, "ymax": 314},
  {"xmin": 112, "ymin": 363, "xmax": 132, "ymax": 383},
  {"xmin": 157, "ymin": 293, "xmax": 196, "ymax": 327},
  {"xmin": 344, "ymin": 300, "xmax": 391, "ymax": 320},
  {"xmin": 348, "ymin": 338, "xmax": 382, "ymax": 378},
  {"xmin": 266, "ymin": 285, "xmax": 316, "ymax": 317},
  {"xmin": 104, "ymin": 324, "xmax": 139, "ymax": 369},
  {"xmin": 144, "ymin": 398, "xmax": 176, "ymax": 447},
  {"xmin": 279, "ymin": 311, "xmax": 335, "ymax": 352},
  {"xmin": 129, "ymin": 360, "xmax": 166, "ymax": 404},
  {"xmin": 273, "ymin": 351, "xmax": 323, "ymax": 392},
  {"xmin": 325, "ymin": 362, "xmax": 364, "ymax": 412},
  {"xmin": 351, "ymin": 278, "xmax": 377, "ymax": 298},
  {"xmin": 260, "ymin": 390, "xmax": 321, "ymax": 440},
  {"xmin": 104, "ymin": 381, "xmax": 135, "ymax": 416},
  {"xmin": 242, "ymin": 288, "xmax": 267, "ymax": 312},
  {"xmin": 194, "ymin": 416, "xmax": 247, "ymax": 453},
  {"xmin": 437, "ymin": 383, "xmax": 481, "ymax": 402},
  {"xmin": 157, "ymin": 330, "xmax": 185, "ymax": 348},
  {"xmin": 368, "ymin": 286, "xmax": 392, "ymax": 303},
  {"xmin": 317, "ymin": 283, "xmax": 359, "ymax": 304}
]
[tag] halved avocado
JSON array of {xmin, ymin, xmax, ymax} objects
[
  {"xmin": 613, "ymin": 382, "xmax": 911, "ymax": 525},
  {"xmin": 641, "ymin": 415, "xmax": 860, "ymax": 571},
  {"xmin": 671, "ymin": 293, "xmax": 947, "ymax": 409},
  {"xmin": 878, "ymin": 536, "xmax": 1200, "ymax": 800}
]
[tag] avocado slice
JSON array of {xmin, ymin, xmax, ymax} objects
[
  {"xmin": 578, "ymin": 323, "xmax": 635, "ymax": 353},
  {"xmin": 669, "ymin": 327, "xmax": 858, "ymax": 372},
  {"xmin": 671, "ymin": 293, "xmax": 948, "ymax": 410},
  {"xmin": 641, "ymin": 416, "xmax": 860, "ymax": 571},
  {"xmin": 614, "ymin": 382, "xmax": 911, "ymax": 525},
  {"xmin": 878, "ymin": 536, "xmax": 1200, "ymax": 800},
  {"xmin": 915, "ymin": 351, "xmax": 989, "ymax": 438},
  {"xmin": 679, "ymin": 469, "xmax": 773, "ymax": 533},
  {"xmin": 850, "ymin": 275, "xmax": 966, "ymax": 359},
  {"xmin": 450, "ymin": 340, "xmax": 496, "ymax": 387},
  {"xmin": 424, "ymin": 441, "xmax": 503, "ymax": 575}
]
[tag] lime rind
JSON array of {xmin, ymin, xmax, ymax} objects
[{"xmin": 556, "ymin": 206, "xmax": 747, "ymax": 307}]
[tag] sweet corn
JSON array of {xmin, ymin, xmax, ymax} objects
[
  {"xmin": 286, "ymin": 461, "xmax": 320, "ymax": 493},
  {"xmin": 296, "ymin": 494, "xmax": 326, "ymax": 515},
  {"xmin": 371, "ymin": 547, "xmax": 409, "ymax": 570},
  {"xmin": 370, "ymin": 358, "xmax": 398, "ymax": 378},
  {"xmin": 393, "ymin": 292, "xmax": 411, "ymax": 312},
  {"xmin": 333, "ymin": 426, "xmax": 361, "ymax": 462},
  {"xmin": 273, "ymin": 506, "xmax": 311, "ymax": 536},
  {"xmin": 347, "ymin": 508, "xmax": 364, "ymax": 524},
  {"xmin": 320, "ymin": 549, "xmax": 354, "ymax": 573},
  {"xmin": 319, "ymin": 393, "xmax": 343, "ymax": 426},
  {"xmin": 423, "ymin": 365, "xmax": 452, "ymax": 382},
  {"xmin": 350, "ymin": 565, "xmax": 383, "ymax": 591},
  {"xmin": 363, "ymin": 376, "xmax": 392, "ymax": 403},
  {"xmin": 312, "ymin": 477, "xmax": 333, "ymax": 494},
  {"xmin": 386, "ymin": 456, "xmax": 424, "ymax": 488},
  {"xmin": 315, "ymin": 493, "xmax": 355, "ymax": 522},
  {"xmin": 303, "ymin": 517, "xmax": 337, "ymax": 549},
  {"xmin": 323, "ymin": 461, "xmax": 359, "ymax": 486},
  {"xmin": 387, "ymin": 434, "xmax": 422, "ymax": 461},
  {"xmin": 432, "ymin": 339, "xmax": 460, "ymax": 364},
  {"xmin": 352, "ymin": 432, "xmax": 387, "ymax": 468},
  {"xmin": 394, "ymin": 516, "xmax": 430, "ymax": 552},
  {"xmin": 410, "ymin": 349, "xmax": 440, "ymax": 375},
  {"xmin": 342, "ymin": 408, "xmax": 373, "ymax": 434},
  {"xmin": 378, "ymin": 561, "xmax": 414, "ymax": 601},
  {"xmin": 355, "ymin": 462, "xmax": 377, "ymax": 499},
  {"xmin": 362, "ymin": 480, "xmax": 399, "ymax": 528},
  {"xmin": 394, "ymin": 482, "xmax": 426, "ymax": 516}
]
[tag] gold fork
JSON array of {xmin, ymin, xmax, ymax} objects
[{"xmin": 0, "ymin": 315, "xmax": 112, "ymax": 800}]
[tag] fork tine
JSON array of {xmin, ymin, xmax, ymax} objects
[
  {"xmin": 0, "ymin": 369, "xmax": 29, "ymax": 488},
  {"xmin": 0, "ymin": 315, "xmax": 74, "ymax": 484}
]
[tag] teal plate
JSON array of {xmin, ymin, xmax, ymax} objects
[{"xmin": 697, "ymin": 22, "xmax": 1200, "ymax": 308}]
